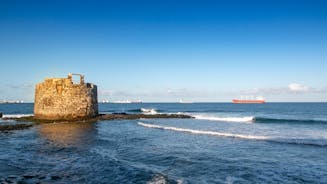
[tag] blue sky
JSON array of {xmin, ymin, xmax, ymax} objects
[{"xmin": 0, "ymin": 0, "xmax": 326, "ymax": 102}]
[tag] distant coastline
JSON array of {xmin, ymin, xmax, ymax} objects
[
  {"xmin": 0, "ymin": 100, "xmax": 24, "ymax": 104},
  {"xmin": 1, "ymin": 102, "xmax": 327, "ymax": 105}
]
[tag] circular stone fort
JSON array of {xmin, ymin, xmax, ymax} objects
[{"xmin": 34, "ymin": 73, "xmax": 98, "ymax": 120}]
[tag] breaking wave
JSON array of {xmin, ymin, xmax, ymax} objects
[
  {"xmin": 2, "ymin": 114, "xmax": 33, "ymax": 118},
  {"xmin": 192, "ymin": 114, "xmax": 255, "ymax": 123},
  {"xmin": 141, "ymin": 108, "xmax": 159, "ymax": 115},
  {"xmin": 137, "ymin": 122, "xmax": 327, "ymax": 147},
  {"xmin": 189, "ymin": 114, "xmax": 327, "ymax": 124},
  {"xmin": 128, "ymin": 108, "xmax": 159, "ymax": 114},
  {"xmin": 137, "ymin": 122, "xmax": 268, "ymax": 140}
]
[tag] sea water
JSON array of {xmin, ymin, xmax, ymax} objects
[{"xmin": 0, "ymin": 103, "xmax": 327, "ymax": 183}]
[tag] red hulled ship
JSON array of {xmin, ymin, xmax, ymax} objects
[{"xmin": 232, "ymin": 96, "xmax": 265, "ymax": 104}]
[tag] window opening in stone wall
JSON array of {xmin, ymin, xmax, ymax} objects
[{"xmin": 70, "ymin": 73, "xmax": 85, "ymax": 85}]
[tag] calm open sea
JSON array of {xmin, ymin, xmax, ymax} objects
[{"xmin": 1, "ymin": 103, "xmax": 327, "ymax": 183}]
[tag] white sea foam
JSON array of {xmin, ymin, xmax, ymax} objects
[
  {"xmin": 193, "ymin": 114, "xmax": 255, "ymax": 123},
  {"xmin": 138, "ymin": 122, "xmax": 268, "ymax": 140},
  {"xmin": 141, "ymin": 108, "xmax": 158, "ymax": 115},
  {"xmin": 146, "ymin": 175, "xmax": 168, "ymax": 184},
  {"xmin": 2, "ymin": 114, "xmax": 33, "ymax": 118}
]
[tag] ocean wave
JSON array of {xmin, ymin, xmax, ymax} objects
[
  {"xmin": 138, "ymin": 122, "xmax": 267, "ymax": 140},
  {"xmin": 128, "ymin": 108, "xmax": 159, "ymax": 115},
  {"xmin": 138, "ymin": 122, "xmax": 327, "ymax": 147},
  {"xmin": 128, "ymin": 109, "xmax": 143, "ymax": 112},
  {"xmin": 140, "ymin": 108, "xmax": 158, "ymax": 115},
  {"xmin": 254, "ymin": 117, "xmax": 327, "ymax": 124},
  {"xmin": 183, "ymin": 109, "xmax": 244, "ymax": 113},
  {"xmin": 192, "ymin": 114, "xmax": 255, "ymax": 123},
  {"xmin": 269, "ymin": 138, "xmax": 327, "ymax": 147},
  {"xmin": 189, "ymin": 113, "xmax": 327, "ymax": 124},
  {"xmin": 2, "ymin": 114, "xmax": 33, "ymax": 118}
]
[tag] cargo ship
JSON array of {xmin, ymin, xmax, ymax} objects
[{"xmin": 232, "ymin": 96, "xmax": 265, "ymax": 104}]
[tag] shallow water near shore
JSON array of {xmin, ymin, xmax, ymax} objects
[{"xmin": 1, "ymin": 103, "xmax": 327, "ymax": 183}]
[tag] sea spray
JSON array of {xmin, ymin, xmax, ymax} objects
[
  {"xmin": 141, "ymin": 108, "xmax": 159, "ymax": 115},
  {"xmin": 2, "ymin": 114, "xmax": 34, "ymax": 118}
]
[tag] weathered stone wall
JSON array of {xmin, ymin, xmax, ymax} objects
[{"xmin": 34, "ymin": 74, "xmax": 98, "ymax": 120}]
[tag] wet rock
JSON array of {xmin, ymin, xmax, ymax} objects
[
  {"xmin": 3, "ymin": 113, "xmax": 193, "ymax": 124},
  {"xmin": 98, "ymin": 113, "xmax": 193, "ymax": 121},
  {"xmin": 0, "ymin": 124, "xmax": 33, "ymax": 132},
  {"xmin": 0, "ymin": 112, "xmax": 2, "ymax": 118},
  {"xmin": 112, "ymin": 112, "xmax": 127, "ymax": 115}
]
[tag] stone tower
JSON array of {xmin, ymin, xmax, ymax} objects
[{"xmin": 34, "ymin": 73, "xmax": 98, "ymax": 120}]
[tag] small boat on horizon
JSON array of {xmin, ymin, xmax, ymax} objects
[
  {"xmin": 232, "ymin": 96, "xmax": 265, "ymax": 104},
  {"xmin": 179, "ymin": 99, "xmax": 193, "ymax": 104}
]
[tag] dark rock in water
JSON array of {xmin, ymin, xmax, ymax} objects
[
  {"xmin": 112, "ymin": 112, "xmax": 127, "ymax": 115},
  {"xmin": 98, "ymin": 113, "xmax": 193, "ymax": 120},
  {"xmin": 4, "ymin": 113, "xmax": 193, "ymax": 124},
  {"xmin": 0, "ymin": 113, "xmax": 193, "ymax": 133},
  {"xmin": 0, "ymin": 124, "xmax": 33, "ymax": 132},
  {"xmin": 0, "ymin": 112, "xmax": 2, "ymax": 118}
]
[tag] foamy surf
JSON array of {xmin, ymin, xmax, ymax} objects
[
  {"xmin": 2, "ymin": 114, "xmax": 33, "ymax": 118},
  {"xmin": 141, "ymin": 108, "xmax": 158, "ymax": 115},
  {"xmin": 192, "ymin": 114, "xmax": 255, "ymax": 123},
  {"xmin": 137, "ymin": 122, "xmax": 268, "ymax": 140}
]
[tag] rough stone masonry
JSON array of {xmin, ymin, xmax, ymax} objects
[{"xmin": 34, "ymin": 73, "xmax": 98, "ymax": 120}]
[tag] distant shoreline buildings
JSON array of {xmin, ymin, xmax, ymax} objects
[
  {"xmin": 0, "ymin": 100, "xmax": 24, "ymax": 104},
  {"xmin": 101, "ymin": 99, "xmax": 142, "ymax": 104}
]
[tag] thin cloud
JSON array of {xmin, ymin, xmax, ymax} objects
[
  {"xmin": 98, "ymin": 90, "xmax": 113, "ymax": 96},
  {"xmin": 240, "ymin": 83, "xmax": 314, "ymax": 95},
  {"xmin": 6, "ymin": 84, "xmax": 34, "ymax": 90},
  {"xmin": 288, "ymin": 83, "xmax": 309, "ymax": 93}
]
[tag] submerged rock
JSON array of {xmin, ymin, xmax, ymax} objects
[
  {"xmin": 98, "ymin": 113, "xmax": 193, "ymax": 120},
  {"xmin": 0, "ymin": 124, "xmax": 33, "ymax": 132},
  {"xmin": 4, "ymin": 113, "xmax": 193, "ymax": 124}
]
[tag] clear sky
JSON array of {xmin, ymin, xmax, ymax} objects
[{"xmin": 0, "ymin": 0, "xmax": 326, "ymax": 102}]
